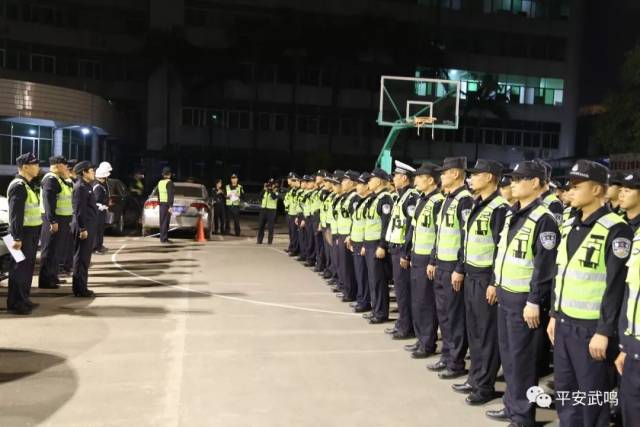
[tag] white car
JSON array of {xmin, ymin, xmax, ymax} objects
[{"xmin": 141, "ymin": 182, "xmax": 213, "ymax": 238}]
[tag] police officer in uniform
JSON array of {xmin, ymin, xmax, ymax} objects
[
  {"xmin": 93, "ymin": 165, "xmax": 111, "ymax": 254},
  {"xmin": 607, "ymin": 171, "xmax": 625, "ymax": 216},
  {"xmin": 334, "ymin": 170, "xmax": 361, "ymax": 302},
  {"xmin": 427, "ymin": 157, "xmax": 474, "ymax": 379},
  {"xmin": 499, "ymin": 176, "xmax": 515, "ymax": 205},
  {"xmin": 61, "ymin": 159, "xmax": 78, "ymax": 275},
  {"xmin": 454, "ymin": 159, "xmax": 508, "ymax": 404},
  {"xmin": 547, "ymin": 160, "xmax": 632, "ymax": 426},
  {"xmin": 225, "ymin": 173, "xmax": 243, "ymax": 236},
  {"xmin": 326, "ymin": 172, "xmax": 344, "ymax": 288},
  {"xmin": 404, "ymin": 162, "xmax": 444, "ymax": 358},
  {"xmin": 616, "ymin": 172, "xmax": 640, "ymax": 425},
  {"xmin": 346, "ymin": 172, "xmax": 372, "ymax": 312},
  {"xmin": 362, "ymin": 168, "xmax": 393, "ymax": 324},
  {"xmin": 303, "ymin": 175, "xmax": 321, "ymax": 267},
  {"xmin": 39, "ymin": 156, "xmax": 72, "ymax": 289},
  {"xmin": 298, "ymin": 175, "xmax": 317, "ymax": 264},
  {"xmin": 312, "ymin": 171, "xmax": 328, "ymax": 272},
  {"xmin": 285, "ymin": 173, "xmax": 301, "ymax": 255},
  {"xmin": 321, "ymin": 177, "xmax": 338, "ymax": 279},
  {"xmin": 212, "ymin": 179, "xmax": 226, "ymax": 235},
  {"xmin": 535, "ymin": 159, "xmax": 564, "ymax": 224},
  {"xmin": 385, "ymin": 161, "xmax": 419, "ymax": 339},
  {"xmin": 71, "ymin": 161, "xmax": 98, "ymax": 297},
  {"xmin": 156, "ymin": 167, "xmax": 174, "ymax": 244},
  {"xmin": 6, "ymin": 153, "xmax": 42, "ymax": 315},
  {"xmin": 486, "ymin": 161, "xmax": 559, "ymax": 426},
  {"xmin": 257, "ymin": 178, "xmax": 279, "ymax": 245}
]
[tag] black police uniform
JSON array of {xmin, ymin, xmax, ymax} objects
[
  {"xmin": 304, "ymin": 187, "xmax": 319, "ymax": 265},
  {"xmin": 61, "ymin": 161, "xmax": 78, "ymax": 273},
  {"xmin": 287, "ymin": 186, "xmax": 300, "ymax": 256},
  {"xmin": 336, "ymin": 188, "xmax": 361, "ymax": 302},
  {"xmin": 353, "ymin": 189, "xmax": 372, "ymax": 312},
  {"xmin": 93, "ymin": 179, "xmax": 109, "ymax": 252},
  {"xmin": 72, "ymin": 165, "xmax": 98, "ymax": 296},
  {"xmin": 7, "ymin": 173, "xmax": 41, "ymax": 313},
  {"xmin": 212, "ymin": 185, "xmax": 226, "ymax": 234},
  {"xmin": 540, "ymin": 189, "xmax": 564, "ymax": 223},
  {"xmin": 257, "ymin": 186, "xmax": 279, "ymax": 244}
]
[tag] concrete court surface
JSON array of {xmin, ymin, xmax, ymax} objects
[{"xmin": 0, "ymin": 228, "xmax": 558, "ymax": 426}]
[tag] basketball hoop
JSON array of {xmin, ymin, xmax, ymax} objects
[{"xmin": 413, "ymin": 116, "xmax": 437, "ymax": 138}]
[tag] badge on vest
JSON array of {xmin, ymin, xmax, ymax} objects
[
  {"xmin": 539, "ymin": 232, "xmax": 557, "ymax": 250},
  {"xmin": 613, "ymin": 238, "xmax": 632, "ymax": 259},
  {"xmin": 407, "ymin": 205, "xmax": 416, "ymax": 217},
  {"xmin": 461, "ymin": 209, "xmax": 471, "ymax": 223},
  {"xmin": 382, "ymin": 204, "xmax": 391, "ymax": 214}
]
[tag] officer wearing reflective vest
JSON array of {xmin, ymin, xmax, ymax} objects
[
  {"xmin": 547, "ymin": 160, "xmax": 632, "ymax": 426},
  {"xmin": 385, "ymin": 161, "xmax": 419, "ymax": 339},
  {"xmin": 61, "ymin": 159, "xmax": 79, "ymax": 274},
  {"xmin": 313, "ymin": 171, "xmax": 330, "ymax": 274},
  {"xmin": 285, "ymin": 173, "xmax": 301, "ymax": 256},
  {"xmin": 256, "ymin": 178, "xmax": 279, "ymax": 245},
  {"xmin": 615, "ymin": 172, "xmax": 640, "ymax": 425},
  {"xmin": 557, "ymin": 178, "xmax": 578, "ymax": 224},
  {"xmin": 361, "ymin": 168, "xmax": 393, "ymax": 324},
  {"xmin": 156, "ymin": 167, "xmax": 174, "ymax": 244},
  {"xmin": 403, "ymin": 162, "xmax": 444, "ymax": 359},
  {"xmin": 332, "ymin": 170, "xmax": 361, "ymax": 303},
  {"xmin": 345, "ymin": 172, "xmax": 373, "ymax": 313},
  {"xmin": 38, "ymin": 156, "xmax": 72, "ymax": 289},
  {"xmin": 485, "ymin": 161, "xmax": 559, "ymax": 426},
  {"xmin": 534, "ymin": 159, "xmax": 564, "ymax": 225},
  {"xmin": 307, "ymin": 173, "xmax": 326, "ymax": 269},
  {"xmin": 426, "ymin": 156, "xmax": 474, "ymax": 379},
  {"xmin": 607, "ymin": 171, "xmax": 626, "ymax": 216},
  {"xmin": 6, "ymin": 153, "xmax": 42, "ymax": 315},
  {"xmin": 225, "ymin": 173, "xmax": 243, "ymax": 236},
  {"xmin": 320, "ymin": 177, "xmax": 338, "ymax": 280},
  {"xmin": 451, "ymin": 159, "xmax": 508, "ymax": 404},
  {"xmin": 327, "ymin": 172, "xmax": 345, "ymax": 292},
  {"xmin": 300, "ymin": 175, "xmax": 318, "ymax": 265}
]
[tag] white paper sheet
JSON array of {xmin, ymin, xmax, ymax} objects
[{"xmin": 2, "ymin": 234, "xmax": 26, "ymax": 263}]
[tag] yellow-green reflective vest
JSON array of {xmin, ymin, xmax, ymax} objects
[
  {"xmin": 542, "ymin": 193, "xmax": 563, "ymax": 224},
  {"xmin": 364, "ymin": 191, "xmax": 390, "ymax": 242},
  {"xmin": 261, "ymin": 191, "xmax": 278, "ymax": 210},
  {"xmin": 284, "ymin": 189, "xmax": 292, "ymax": 211},
  {"xmin": 337, "ymin": 191, "xmax": 358, "ymax": 235},
  {"xmin": 624, "ymin": 228, "xmax": 640, "ymax": 340},
  {"xmin": 412, "ymin": 192, "xmax": 445, "ymax": 256},
  {"xmin": 494, "ymin": 205, "xmax": 549, "ymax": 293},
  {"xmin": 386, "ymin": 188, "xmax": 418, "ymax": 244},
  {"xmin": 329, "ymin": 193, "xmax": 342, "ymax": 234},
  {"xmin": 435, "ymin": 189, "xmax": 472, "ymax": 262},
  {"xmin": 8, "ymin": 179, "xmax": 43, "ymax": 227},
  {"xmin": 322, "ymin": 193, "xmax": 335, "ymax": 228},
  {"xmin": 301, "ymin": 189, "xmax": 313, "ymax": 217},
  {"xmin": 464, "ymin": 195, "xmax": 507, "ymax": 268},
  {"xmin": 350, "ymin": 195, "xmax": 370, "ymax": 243},
  {"xmin": 311, "ymin": 189, "xmax": 323, "ymax": 214},
  {"xmin": 288, "ymin": 189, "xmax": 302, "ymax": 215},
  {"xmin": 554, "ymin": 213, "xmax": 625, "ymax": 320},
  {"xmin": 562, "ymin": 206, "xmax": 573, "ymax": 224},
  {"xmin": 226, "ymin": 184, "xmax": 243, "ymax": 206},
  {"xmin": 39, "ymin": 172, "xmax": 73, "ymax": 216},
  {"xmin": 158, "ymin": 179, "xmax": 170, "ymax": 203}
]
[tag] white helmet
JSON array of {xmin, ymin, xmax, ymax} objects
[{"xmin": 98, "ymin": 161, "xmax": 113, "ymax": 172}]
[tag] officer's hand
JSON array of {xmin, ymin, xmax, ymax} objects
[
  {"xmin": 300, "ymin": 220, "xmax": 306, "ymax": 228},
  {"xmin": 426, "ymin": 264, "xmax": 436, "ymax": 280},
  {"xmin": 486, "ymin": 285, "xmax": 498, "ymax": 306},
  {"xmin": 50, "ymin": 223, "xmax": 59, "ymax": 234},
  {"xmin": 375, "ymin": 247, "xmax": 386, "ymax": 259},
  {"xmin": 360, "ymin": 247, "xmax": 365, "ymax": 256},
  {"xmin": 615, "ymin": 352, "xmax": 626, "ymax": 375},
  {"xmin": 168, "ymin": 208, "xmax": 173, "ymax": 215},
  {"xmin": 522, "ymin": 304, "xmax": 540, "ymax": 329},
  {"xmin": 546, "ymin": 317, "xmax": 556, "ymax": 346},
  {"xmin": 79, "ymin": 230, "xmax": 88, "ymax": 240},
  {"xmin": 12, "ymin": 240, "xmax": 22, "ymax": 251},
  {"xmin": 451, "ymin": 271, "xmax": 464, "ymax": 292},
  {"xmin": 295, "ymin": 218, "xmax": 299, "ymax": 226},
  {"xmin": 344, "ymin": 237, "xmax": 352, "ymax": 252},
  {"xmin": 399, "ymin": 258, "xmax": 410, "ymax": 269},
  {"xmin": 589, "ymin": 333, "xmax": 609, "ymax": 362}
]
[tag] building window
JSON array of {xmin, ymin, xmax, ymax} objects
[
  {"xmin": 0, "ymin": 122, "xmax": 54, "ymax": 165},
  {"xmin": 30, "ymin": 53, "xmax": 56, "ymax": 73},
  {"xmin": 258, "ymin": 113, "xmax": 271, "ymax": 131},
  {"xmin": 78, "ymin": 59, "xmax": 101, "ymax": 80},
  {"xmin": 274, "ymin": 114, "xmax": 287, "ymax": 131},
  {"xmin": 227, "ymin": 111, "xmax": 251, "ymax": 130}
]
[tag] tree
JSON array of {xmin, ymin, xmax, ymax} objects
[{"xmin": 595, "ymin": 45, "xmax": 640, "ymax": 154}]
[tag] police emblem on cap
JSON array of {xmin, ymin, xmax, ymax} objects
[
  {"xmin": 571, "ymin": 164, "xmax": 579, "ymax": 172},
  {"xmin": 612, "ymin": 238, "xmax": 631, "ymax": 259},
  {"xmin": 540, "ymin": 232, "xmax": 557, "ymax": 250}
]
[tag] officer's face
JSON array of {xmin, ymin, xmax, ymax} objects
[
  {"xmin": 606, "ymin": 185, "xmax": 620, "ymax": 202},
  {"xmin": 511, "ymin": 176, "xmax": 538, "ymax": 200},
  {"xmin": 24, "ymin": 164, "xmax": 40, "ymax": 179},
  {"xmin": 414, "ymin": 174, "xmax": 431, "ymax": 192},
  {"xmin": 356, "ymin": 183, "xmax": 367, "ymax": 195},
  {"xmin": 569, "ymin": 180, "xmax": 601, "ymax": 208},
  {"xmin": 500, "ymin": 185, "xmax": 513, "ymax": 203},
  {"xmin": 440, "ymin": 169, "xmax": 460, "ymax": 188},
  {"xmin": 393, "ymin": 173, "xmax": 408, "ymax": 188},
  {"xmin": 368, "ymin": 177, "xmax": 381, "ymax": 191},
  {"xmin": 469, "ymin": 172, "xmax": 491, "ymax": 192},
  {"xmin": 619, "ymin": 187, "xmax": 640, "ymax": 210},
  {"xmin": 231, "ymin": 177, "xmax": 238, "ymax": 185}
]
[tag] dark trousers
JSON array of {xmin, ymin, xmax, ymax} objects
[
  {"xmin": 213, "ymin": 202, "xmax": 226, "ymax": 233},
  {"xmin": 337, "ymin": 235, "xmax": 356, "ymax": 300},
  {"xmin": 287, "ymin": 216, "xmax": 299, "ymax": 254},
  {"xmin": 159, "ymin": 203, "xmax": 172, "ymax": 242},
  {"xmin": 315, "ymin": 227, "xmax": 325, "ymax": 270},
  {"xmin": 7, "ymin": 227, "xmax": 40, "ymax": 310},
  {"xmin": 62, "ymin": 225, "xmax": 73, "ymax": 272},
  {"xmin": 464, "ymin": 271, "xmax": 500, "ymax": 395},
  {"xmin": 390, "ymin": 247, "xmax": 413, "ymax": 336},
  {"xmin": 410, "ymin": 261, "xmax": 438, "ymax": 353},
  {"xmin": 323, "ymin": 229, "xmax": 333, "ymax": 274},
  {"xmin": 353, "ymin": 242, "xmax": 370, "ymax": 309},
  {"xmin": 94, "ymin": 210, "xmax": 106, "ymax": 250},
  {"xmin": 297, "ymin": 222, "xmax": 307, "ymax": 259},
  {"xmin": 39, "ymin": 217, "xmax": 70, "ymax": 287},
  {"xmin": 257, "ymin": 209, "xmax": 276, "ymax": 244},
  {"xmin": 498, "ymin": 289, "xmax": 545, "ymax": 427},
  {"xmin": 332, "ymin": 235, "xmax": 342, "ymax": 286},
  {"xmin": 364, "ymin": 241, "xmax": 389, "ymax": 320},
  {"xmin": 554, "ymin": 316, "xmax": 616, "ymax": 427},
  {"xmin": 621, "ymin": 355, "xmax": 640, "ymax": 426},
  {"xmin": 72, "ymin": 224, "xmax": 96, "ymax": 294},
  {"xmin": 434, "ymin": 267, "xmax": 468, "ymax": 371},
  {"xmin": 225, "ymin": 205, "xmax": 241, "ymax": 236},
  {"xmin": 304, "ymin": 217, "xmax": 316, "ymax": 262}
]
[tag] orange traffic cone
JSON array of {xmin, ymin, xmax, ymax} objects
[{"xmin": 195, "ymin": 215, "xmax": 206, "ymax": 242}]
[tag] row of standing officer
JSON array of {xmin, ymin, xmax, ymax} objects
[{"xmin": 283, "ymin": 157, "xmax": 640, "ymax": 427}]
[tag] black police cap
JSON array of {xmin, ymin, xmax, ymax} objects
[
  {"xmin": 287, "ymin": 172, "xmax": 300, "ymax": 179},
  {"xmin": 49, "ymin": 155, "xmax": 67, "ymax": 166},
  {"xmin": 568, "ymin": 160, "xmax": 608, "ymax": 185},
  {"xmin": 622, "ymin": 172, "xmax": 640, "ymax": 189},
  {"xmin": 609, "ymin": 171, "xmax": 626, "ymax": 186},
  {"xmin": 467, "ymin": 159, "xmax": 503, "ymax": 177},
  {"xmin": 73, "ymin": 160, "xmax": 93, "ymax": 175},
  {"xmin": 16, "ymin": 152, "xmax": 38, "ymax": 166},
  {"xmin": 370, "ymin": 168, "xmax": 391, "ymax": 181},
  {"xmin": 505, "ymin": 161, "xmax": 546, "ymax": 181},
  {"xmin": 343, "ymin": 170, "xmax": 361, "ymax": 181},
  {"xmin": 415, "ymin": 162, "xmax": 440, "ymax": 177},
  {"xmin": 436, "ymin": 156, "xmax": 467, "ymax": 172},
  {"xmin": 162, "ymin": 166, "xmax": 172, "ymax": 175},
  {"xmin": 498, "ymin": 176, "xmax": 512, "ymax": 188},
  {"xmin": 357, "ymin": 172, "xmax": 371, "ymax": 184}
]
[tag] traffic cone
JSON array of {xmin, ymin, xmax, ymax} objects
[{"xmin": 195, "ymin": 215, "xmax": 206, "ymax": 242}]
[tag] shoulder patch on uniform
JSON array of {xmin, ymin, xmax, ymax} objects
[
  {"xmin": 407, "ymin": 205, "xmax": 416, "ymax": 218},
  {"xmin": 612, "ymin": 237, "xmax": 632, "ymax": 259},
  {"xmin": 539, "ymin": 232, "xmax": 557, "ymax": 250},
  {"xmin": 382, "ymin": 204, "xmax": 391, "ymax": 214}
]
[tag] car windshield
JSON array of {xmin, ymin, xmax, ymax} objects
[{"xmin": 174, "ymin": 185, "xmax": 205, "ymax": 198}]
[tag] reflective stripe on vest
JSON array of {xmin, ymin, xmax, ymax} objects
[
  {"xmin": 493, "ymin": 205, "xmax": 549, "ymax": 293},
  {"xmin": 364, "ymin": 191, "xmax": 390, "ymax": 241},
  {"xmin": 158, "ymin": 179, "xmax": 170, "ymax": 203},
  {"xmin": 9, "ymin": 179, "xmax": 42, "ymax": 227},
  {"xmin": 386, "ymin": 188, "xmax": 418, "ymax": 244},
  {"xmin": 555, "ymin": 212, "xmax": 624, "ymax": 320},
  {"xmin": 464, "ymin": 195, "xmax": 507, "ymax": 268},
  {"xmin": 39, "ymin": 172, "xmax": 73, "ymax": 216},
  {"xmin": 350, "ymin": 196, "xmax": 370, "ymax": 243},
  {"xmin": 226, "ymin": 185, "xmax": 242, "ymax": 206},
  {"xmin": 301, "ymin": 189, "xmax": 314, "ymax": 217},
  {"xmin": 337, "ymin": 191, "xmax": 358, "ymax": 235},
  {"xmin": 412, "ymin": 192, "xmax": 445, "ymax": 255},
  {"xmin": 624, "ymin": 228, "xmax": 640, "ymax": 339},
  {"xmin": 321, "ymin": 192, "xmax": 335, "ymax": 227},
  {"xmin": 542, "ymin": 193, "xmax": 563, "ymax": 224},
  {"xmin": 435, "ymin": 189, "xmax": 472, "ymax": 261},
  {"xmin": 289, "ymin": 189, "xmax": 302, "ymax": 215},
  {"xmin": 261, "ymin": 191, "xmax": 278, "ymax": 210}
]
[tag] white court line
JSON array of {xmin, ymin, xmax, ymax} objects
[{"xmin": 111, "ymin": 244, "xmax": 360, "ymax": 317}]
